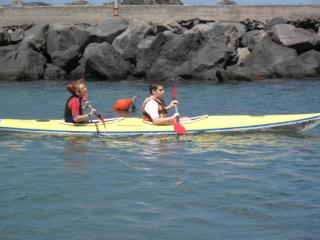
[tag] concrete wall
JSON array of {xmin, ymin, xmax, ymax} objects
[{"xmin": 0, "ymin": 5, "xmax": 320, "ymax": 27}]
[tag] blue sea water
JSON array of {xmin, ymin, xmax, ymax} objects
[{"xmin": 0, "ymin": 79, "xmax": 320, "ymax": 240}]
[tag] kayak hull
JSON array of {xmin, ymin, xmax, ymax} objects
[{"xmin": 0, "ymin": 113, "xmax": 320, "ymax": 135}]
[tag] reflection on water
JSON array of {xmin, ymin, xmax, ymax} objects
[
  {"xmin": 62, "ymin": 136, "xmax": 90, "ymax": 172},
  {"xmin": 22, "ymin": 130, "xmax": 311, "ymax": 178}
]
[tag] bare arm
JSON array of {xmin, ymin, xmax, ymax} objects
[
  {"xmin": 73, "ymin": 109, "xmax": 96, "ymax": 123},
  {"xmin": 152, "ymin": 113, "xmax": 180, "ymax": 125}
]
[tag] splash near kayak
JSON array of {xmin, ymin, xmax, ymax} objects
[
  {"xmin": 0, "ymin": 113, "xmax": 319, "ymax": 136},
  {"xmin": 113, "ymin": 96, "xmax": 137, "ymax": 112}
]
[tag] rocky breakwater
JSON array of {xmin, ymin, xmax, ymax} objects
[{"xmin": 0, "ymin": 17, "xmax": 320, "ymax": 82}]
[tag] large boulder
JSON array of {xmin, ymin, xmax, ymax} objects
[
  {"xmin": 271, "ymin": 24, "xmax": 318, "ymax": 53},
  {"xmin": 273, "ymin": 50, "xmax": 320, "ymax": 78},
  {"xmin": 145, "ymin": 22, "xmax": 246, "ymax": 81},
  {"xmin": 219, "ymin": 36, "xmax": 298, "ymax": 81},
  {"xmin": 113, "ymin": 20, "xmax": 153, "ymax": 61},
  {"xmin": 87, "ymin": 18, "xmax": 129, "ymax": 44},
  {"xmin": 147, "ymin": 31, "xmax": 204, "ymax": 81},
  {"xmin": 240, "ymin": 19, "xmax": 264, "ymax": 31},
  {"xmin": 179, "ymin": 18, "xmax": 204, "ymax": 31},
  {"xmin": 0, "ymin": 28, "xmax": 10, "ymax": 46},
  {"xmin": 0, "ymin": 42, "xmax": 46, "ymax": 81},
  {"xmin": 23, "ymin": 24, "xmax": 49, "ymax": 54},
  {"xmin": 69, "ymin": 58, "xmax": 87, "ymax": 79},
  {"xmin": 8, "ymin": 28, "xmax": 24, "ymax": 43},
  {"xmin": 189, "ymin": 22, "xmax": 246, "ymax": 50},
  {"xmin": 264, "ymin": 17, "xmax": 288, "ymax": 30},
  {"xmin": 152, "ymin": 20, "xmax": 185, "ymax": 34},
  {"xmin": 83, "ymin": 42, "xmax": 132, "ymax": 80},
  {"xmin": 0, "ymin": 28, "xmax": 24, "ymax": 46},
  {"xmin": 288, "ymin": 18, "xmax": 320, "ymax": 33},
  {"xmin": 136, "ymin": 33, "xmax": 167, "ymax": 76},
  {"xmin": 187, "ymin": 22, "xmax": 245, "ymax": 73},
  {"xmin": 240, "ymin": 30, "xmax": 267, "ymax": 50},
  {"xmin": 47, "ymin": 23, "xmax": 89, "ymax": 72},
  {"xmin": 239, "ymin": 37, "xmax": 297, "ymax": 67},
  {"xmin": 43, "ymin": 64, "xmax": 67, "ymax": 80}
]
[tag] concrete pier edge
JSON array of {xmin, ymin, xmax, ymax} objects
[{"xmin": 1, "ymin": 5, "xmax": 320, "ymax": 27}]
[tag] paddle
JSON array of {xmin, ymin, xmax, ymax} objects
[
  {"xmin": 88, "ymin": 104, "xmax": 107, "ymax": 129},
  {"xmin": 83, "ymin": 96, "xmax": 106, "ymax": 129},
  {"xmin": 171, "ymin": 85, "xmax": 187, "ymax": 135}
]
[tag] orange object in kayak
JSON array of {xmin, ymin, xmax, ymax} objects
[{"xmin": 113, "ymin": 98, "xmax": 133, "ymax": 111}]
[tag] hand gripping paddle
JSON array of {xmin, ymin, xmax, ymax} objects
[
  {"xmin": 171, "ymin": 85, "xmax": 187, "ymax": 135},
  {"xmin": 83, "ymin": 95, "xmax": 106, "ymax": 129}
]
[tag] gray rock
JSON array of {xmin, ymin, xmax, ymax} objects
[
  {"xmin": 269, "ymin": 17, "xmax": 288, "ymax": 26},
  {"xmin": 317, "ymin": 27, "xmax": 320, "ymax": 50},
  {"xmin": 147, "ymin": 31, "xmax": 204, "ymax": 81},
  {"xmin": 113, "ymin": 20, "xmax": 153, "ymax": 61},
  {"xmin": 47, "ymin": 23, "xmax": 89, "ymax": 72},
  {"xmin": 136, "ymin": 33, "xmax": 167, "ymax": 76},
  {"xmin": 179, "ymin": 18, "xmax": 203, "ymax": 30},
  {"xmin": 44, "ymin": 64, "xmax": 67, "ymax": 80},
  {"xmin": 23, "ymin": 24, "xmax": 49, "ymax": 53},
  {"xmin": 0, "ymin": 43, "xmax": 46, "ymax": 81},
  {"xmin": 145, "ymin": 22, "xmax": 246, "ymax": 81},
  {"xmin": 0, "ymin": 28, "xmax": 10, "ymax": 46},
  {"xmin": 152, "ymin": 20, "xmax": 185, "ymax": 34},
  {"xmin": 50, "ymin": 45, "xmax": 83, "ymax": 73},
  {"xmin": 273, "ymin": 50, "xmax": 320, "ymax": 78},
  {"xmin": 8, "ymin": 28, "xmax": 24, "ymax": 43},
  {"xmin": 189, "ymin": 22, "xmax": 246, "ymax": 50},
  {"xmin": 241, "ymin": 19, "xmax": 265, "ymax": 31},
  {"xmin": 241, "ymin": 36, "xmax": 297, "ymax": 67},
  {"xmin": 189, "ymin": 44, "xmax": 232, "ymax": 72},
  {"xmin": 272, "ymin": 24, "xmax": 318, "ymax": 53},
  {"xmin": 241, "ymin": 30, "xmax": 267, "ymax": 50},
  {"xmin": 220, "ymin": 37, "xmax": 297, "ymax": 81},
  {"xmin": 69, "ymin": 57, "xmax": 87, "ymax": 79},
  {"xmin": 190, "ymin": 22, "xmax": 244, "ymax": 69},
  {"xmin": 83, "ymin": 42, "xmax": 132, "ymax": 80},
  {"xmin": 265, "ymin": 17, "xmax": 288, "ymax": 30},
  {"xmin": 88, "ymin": 18, "xmax": 129, "ymax": 44},
  {"xmin": 208, "ymin": 22, "xmax": 245, "ymax": 45},
  {"xmin": 0, "ymin": 28, "xmax": 24, "ymax": 46}
]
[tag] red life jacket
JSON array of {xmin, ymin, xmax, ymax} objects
[{"xmin": 141, "ymin": 97, "xmax": 167, "ymax": 122}]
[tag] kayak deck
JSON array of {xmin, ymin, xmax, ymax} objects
[{"xmin": 0, "ymin": 113, "xmax": 319, "ymax": 135}]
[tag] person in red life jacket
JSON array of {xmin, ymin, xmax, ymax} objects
[
  {"xmin": 142, "ymin": 83, "xmax": 179, "ymax": 125},
  {"xmin": 64, "ymin": 79, "xmax": 96, "ymax": 123}
]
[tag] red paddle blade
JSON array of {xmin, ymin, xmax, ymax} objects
[
  {"xmin": 171, "ymin": 85, "xmax": 177, "ymax": 100},
  {"xmin": 174, "ymin": 122, "xmax": 187, "ymax": 135}
]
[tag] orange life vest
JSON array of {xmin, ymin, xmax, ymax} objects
[{"xmin": 141, "ymin": 97, "xmax": 167, "ymax": 122}]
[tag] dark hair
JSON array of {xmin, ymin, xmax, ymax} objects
[{"xmin": 149, "ymin": 83, "xmax": 163, "ymax": 95}]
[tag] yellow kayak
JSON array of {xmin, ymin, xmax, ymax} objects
[{"xmin": 0, "ymin": 113, "xmax": 319, "ymax": 135}]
